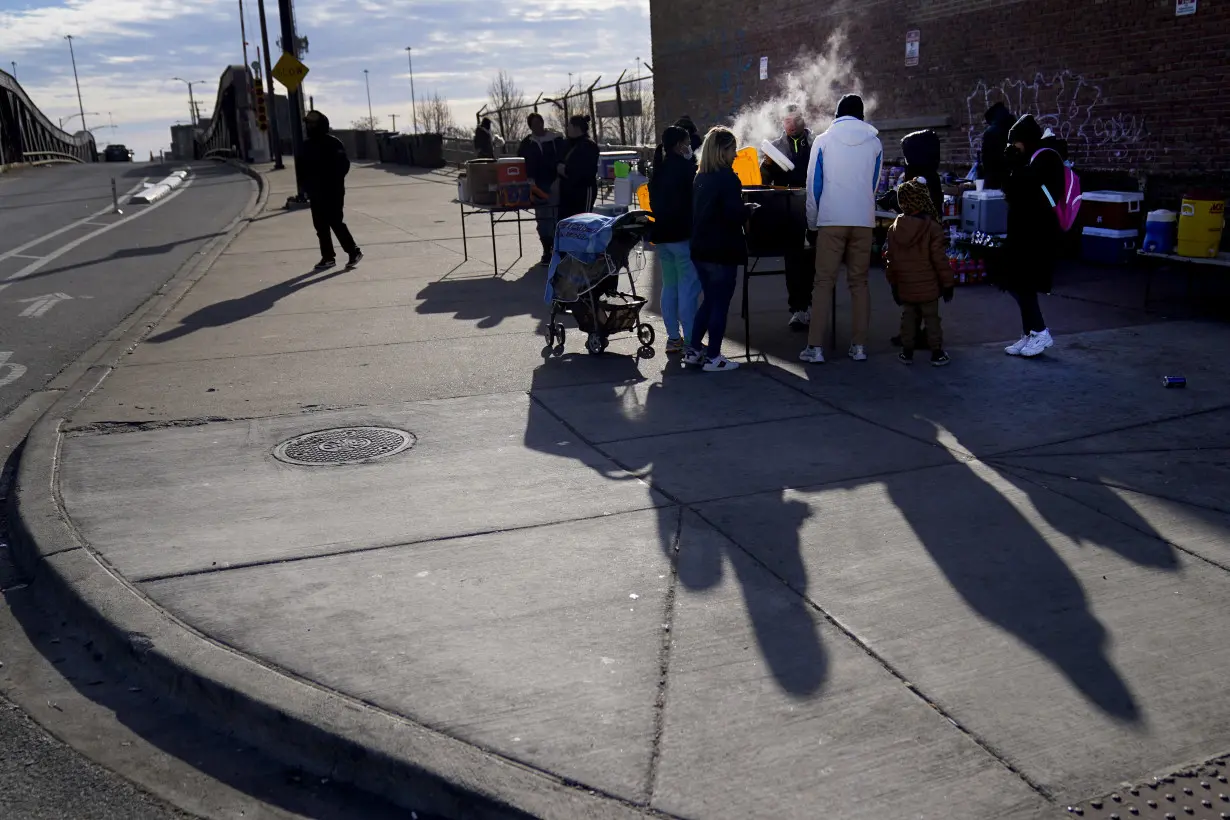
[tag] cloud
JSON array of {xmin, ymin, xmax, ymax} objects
[{"xmin": 1, "ymin": 0, "xmax": 651, "ymax": 156}]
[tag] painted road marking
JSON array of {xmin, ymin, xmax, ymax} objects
[
  {"xmin": 8, "ymin": 253, "xmax": 44, "ymax": 261},
  {"xmin": 0, "ymin": 177, "xmax": 148, "ymax": 264},
  {"xmin": 17, "ymin": 292, "xmax": 88, "ymax": 318},
  {"xmin": 0, "ymin": 352, "xmax": 26, "ymax": 388},
  {"xmin": 0, "ymin": 173, "xmax": 195, "ymax": 295}
]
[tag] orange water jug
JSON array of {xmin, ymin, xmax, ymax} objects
[{"xmin": 732, "ymin": 146, "xmax": 762, "ymax": 187}]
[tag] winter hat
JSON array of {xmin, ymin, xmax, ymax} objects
[
  {"xmin": 1007, "ymin": 114, "xmax": 1043, "ymax": 147},
  {"xmin": 661, "ymin": 125, "xmax": 689, "ymax": 152},
  {"xmin": 835, "ymin": 94, "xmax": 865, "ymax": 121},
  {"xmin": 897, "ymin": 178, "xmax": 938, "ymax": 219},
  {"xmin": 304, "ymin": 110, "xmax": 329, "ymax": 133}
]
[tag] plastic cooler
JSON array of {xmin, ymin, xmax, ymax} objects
[
  {"xmin": 1081, "ymin": 191, "xmax": 1144, "ymax": 230},
  {"xmin": 1081, "ymin": 227, "xmax": 1138, "ymax": 265},
  {"xmin": 1143, "ymin": 210, "xmax": 1177, "ymax": 254},
  {"xmin": 496, "ymin": 157, "xmax": 526, "ymax": 185},
  {"xmin": 599, "ymin": 151, "xmax": 639, "ymax": 180},
  {"xmin": 1177, "ymin": 189, "xmax": 1226, "ymax": 258},
  {"xmin": 962, "ymin": 190, "xmax": 1008, "ymax": 235}
]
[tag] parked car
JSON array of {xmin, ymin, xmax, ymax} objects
[{"xmin": 104, "ymin": 144, "xmax": 133, "ymax": 162}]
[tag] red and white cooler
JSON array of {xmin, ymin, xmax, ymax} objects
[{"xmin": 1081, "ymin": 191, "xmax": 1144, "ymax": 231}]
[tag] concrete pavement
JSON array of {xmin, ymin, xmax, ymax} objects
[{"xmin": 11, "ymin": 160, "xmax": 1230, "ymax": 819}]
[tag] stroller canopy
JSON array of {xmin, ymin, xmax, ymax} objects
[{"xmin": 545, "ymin": 211, "xmax": 652, "ymax": 304}]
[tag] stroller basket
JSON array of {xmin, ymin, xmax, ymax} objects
[{"xmin": 570, "ymin": 293, "xmax": 647, "ymax": 335}]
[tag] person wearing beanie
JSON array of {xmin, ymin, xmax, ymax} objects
[
  {"xmin": 675, "ymin": 116, "xmax": 703, "ymax": 152},
  {"xmin": 649, "ymin": 125, "xmax": 702, "ymax": 353},
  {"xmin": 556, "ymin": 114, "xmax": 600, "ymax": 222},
  {"xmin": 800, "ymin": 93, "xmax": 883, "ymax": 364},
  {"xmin": 979, "ymin": 102, "xmax": 1017, "ymax": 189},
  {"xmin": 998, "ymin": 113, "xmax": 1066, "ymax": 358},
  {"xmin": 885, "ymin": 179, "xmax": 954, "ymax": 366},
  {"xmin": 298, "ymin": 110, "xmax": 362, "ymax": 270},
  {"xmin": 759, "ymin": 104, "xmax": 817, "ymax": 332}
]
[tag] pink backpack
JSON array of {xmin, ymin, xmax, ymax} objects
[{"xmin": 1031, "ymin": 148, "xmax": 1082, "ymax": 231}]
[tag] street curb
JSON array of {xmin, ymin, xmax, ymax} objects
[{"xmin": 4, "ymin": 164, "xmax": 658, "ymax": 819}]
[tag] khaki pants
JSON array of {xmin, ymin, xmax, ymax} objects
[
  {"xmin": 900, "ymin": 300, "xmax": 943, "ymax": 351},
  {"xmin": 808, "ymin": 226, "xmax": 874, "ymax": 349}
]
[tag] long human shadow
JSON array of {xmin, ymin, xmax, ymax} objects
[
  {"xmin": 416, "ymin": 267, "xmax": 549, "ymax": 331},
  {"xmin": 145, "ymin": 266, "xmax": 353, "ymax": 344},
  {"xmin": 11, "ymin": 233, "xmax": 225, "ymax": 283},
  {"xmin": 524, "ymin": 354, "xmax": 826, "ymax": 698}
]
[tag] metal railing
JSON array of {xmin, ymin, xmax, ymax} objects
[
  {"xmin": 0, "ymin": 67, "xmax": 97, "ymax": 166},
  {"xmin": 478, "ymin": 71, "xmax": 654, "ymax": 148}
]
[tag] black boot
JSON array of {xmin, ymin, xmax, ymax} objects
[{"xmin": 539, "ymin": 238, "xmax": 553, "ymax": 266}]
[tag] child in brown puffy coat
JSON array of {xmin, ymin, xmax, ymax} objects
[{"xmin": 885, "ymin": 178, "xmax": 955, "ymax": 366}]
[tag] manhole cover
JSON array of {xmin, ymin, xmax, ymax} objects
[{"xmin": 273, "ymin": 427, "xmax": 416, "ymax": 466}]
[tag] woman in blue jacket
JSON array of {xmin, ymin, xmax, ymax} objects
[
  {"xmin": 649, "ymin": 126, "xmax": 701, "ymax": 353},
  {"xmin": 687, "ymin": 126, "xmax": 750, "ymax": 372}
]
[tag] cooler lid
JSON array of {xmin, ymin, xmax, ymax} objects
[
  {"xmin": 1083, "ymin": 190, "xmax": 1144, "ymax": 203},
  {"xmin": 965, "ymin": 190, "xmax": 1005, "ymax": 200},
  {"xmin": 497, "ymin": 156, "xmax": 524, "ymax": 164},
  {"xmin": 1146, "ymin": 209, "xmax": 1177, "ymax": 222},
  {"xmin": 1082, "ymin": 227, "xmax": 1140, "ymax": 238}
]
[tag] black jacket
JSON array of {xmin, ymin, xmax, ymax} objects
[
  {"xmin": 979, "ymin": 103, "xmax": 1016, "ymax": 190},
  {"xmin": 759, "ymin": 130, "xmax": 812, "ymax": 188},
  {"xmin": 298, "ymin": 132, "xmax": 350, "ymax": 199},
  {"xmin": 474, "ymin": 127, "xmax": 495, "ymax": 159},
  {"xmin": 558, "ymin": 136, "xmax": 600, "ymax": 219},
  {"xmin": 518, "ymin": 131, "xmax": 566, "ymax": 190},
  {"xmin": 691, "ymin": 167, "xmax": 747, "ymax": 266},
  {"xmin": 648, "ymin": 152, "xmax": 695, "ymax": 244},
  {"xmin": 1001, "ymin": 138, "xmax": 1065, "ymax": 292}
]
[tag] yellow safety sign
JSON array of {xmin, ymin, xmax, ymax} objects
[{"xmin": 272, "ymin": 53, "xmax": 309, "ymax": 92}]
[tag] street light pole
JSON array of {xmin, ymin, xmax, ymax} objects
[
  {"xmin": 277, "ymin": 0, "xmax": 306, "ymax": 200},
  {"xmin": 65, "ymin": 35, "xmax": 88, "ymax": 134},
  {"xmin": 405, "ymin": 46, "xmax": 417, "ymax": 134},
  {"xmin": 255, "ymin": 0, "xmax": 283, "ymax": 169},
  {"xmin": 363, "ymin": 69, "xmax": 373, "ymax": 129},
  {"xmin": 172, "ymin": 78, "xmax": 207, "ymax": 128},
  {"xmin": 9, "ymin": 62, "xmax": 14, "ymax": 80},
  {"xmin": 390, "ymin": 114, "xmax": 398, "ymax": 132}
]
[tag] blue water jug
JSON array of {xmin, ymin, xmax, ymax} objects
[{"xmin": 1143, "ymin": 210, "xmax": 1177, "ymax": 254}]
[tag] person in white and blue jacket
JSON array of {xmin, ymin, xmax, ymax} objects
[{"xmin": 800, "ymin": 94, "xmax": 883, "ymax": 364}]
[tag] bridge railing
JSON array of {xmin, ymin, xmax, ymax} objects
[{"xmin": 0, "ymin": 68, "xmax": 97, "ymax": 166}]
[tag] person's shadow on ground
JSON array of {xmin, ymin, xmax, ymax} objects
[
  {"xmin": 524, "ymin": 353, "xmax": 827, "ymax": 699},
  {"xmin": 415, "ymin": 267, "xmax": 549, "ymax": 332},
  {"xmin": 146, "ymin": 266, "xmax": 353, "ymax": 344}
]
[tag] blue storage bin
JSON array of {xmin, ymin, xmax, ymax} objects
[{"xmin": 1081, "ymin": 227, "xmax": 1138, "ymax": 265}]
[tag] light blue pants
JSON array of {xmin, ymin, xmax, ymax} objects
[{"xmin": 656, "ymin": 241, "xmax": 702, "ymax": 343}]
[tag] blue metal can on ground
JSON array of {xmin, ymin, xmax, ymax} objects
[{"xmin": 1162, "ymin": 376, "xmax": 1187, "ymax": 388}]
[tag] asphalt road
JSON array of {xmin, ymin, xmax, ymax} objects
[{"xmin": 0, "ymin": 161, "xmax": 255, "ymax": 417}]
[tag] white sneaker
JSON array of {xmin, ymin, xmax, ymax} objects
[
  {"xmin": 703, "ymin": 354, "xmax": 740, "ymax": 372},
  {"xmin": 1004, "ymin": 334, "xmax": 1030, "ymax": 356},
  {"xmin": 799, "ymin": 346, "xmax": 825, "ymax": 364},
  {"xmin": 683, "ymin": 347, "xmax": 705, "ymax": 366},
  {"xmin": 1019, "ymin": 329, "xmax": 1054, "ymax": 358},
  {"xmin": 788, "ymin": 309, "xmax": 811, "ymax": 330},
  {"xmin": 848, "ymin": 344, "xmax": 867, "ymax": 362}
]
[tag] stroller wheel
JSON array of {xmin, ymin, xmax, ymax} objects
[
  {"xmin": 553, "ymin": 324, "xmax": 566, "ymax": 348},
  {"xmin": 637, "ymin": 323, "xmax": 656, "ymax": 347},
  {"xmin": 545, "ymin": 324, "xmax": 556, "ymax": 346},
  {"xmin": 638, "ymin": 345, "xmax": 656, "ymax": 360},
  {"xmin": 586, "ymin": 333, "xmax": 605, "ymax": 355}
]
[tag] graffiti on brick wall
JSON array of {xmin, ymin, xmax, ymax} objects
[{"xmin": 966, "ymin": 71, "xmax": 1152, "ymax": 165}]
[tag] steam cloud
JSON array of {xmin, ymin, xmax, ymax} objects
[{"xmin": 730, "ymin": 31, "xmax": 877, "ymax": 151}]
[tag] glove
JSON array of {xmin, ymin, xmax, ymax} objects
[
  {"xmin": 891, "ymin": 286, "xmax": 902, "ymax": 306},
  {"xmin": 942, "ymin": 287, "xmax": 954, "ymax": 303},
  {"xmin": 806, "ymin": 229, "xmax": 818, "ymax": 249}
]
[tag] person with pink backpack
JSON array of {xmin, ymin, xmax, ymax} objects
[{"xmin": 997, "ymin": 114, "xmax": 1081, "ymax": 358}]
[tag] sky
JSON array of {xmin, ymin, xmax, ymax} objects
[{"xmin": 0, "ymin": 0, "xmax": 651, "ymax": 158}]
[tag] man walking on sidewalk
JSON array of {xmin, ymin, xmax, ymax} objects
[
  {"xmin": 800, "ymin": 94, "xmax": 883, "ymax": 364},
  {"xmin": 299, "ymin": 110, "xmax": 362, "ymax": 270}
]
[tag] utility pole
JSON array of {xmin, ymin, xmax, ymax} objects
[
  {"xmin": 363, "ymin": 69, "xmax": 373, "ymax": 129},
  {"xmin": 238, "ymin": 0, "xmax": 250, "ymax": 73},
  {"xmin": 172, "ymin": 78, "xmax": 207, "ymax": 128},
  {"xmin": 277, "ymin": 0, "xmax": 306, "ymax": 200},
  {"xmin": 9, "ymin": 62, "xmax": 14, "ymax": 80},
  {"xmin": 256, "ymin": 0, "xmax": 283, "ymax": 168},
  {"xmin": 65, "ymin": 35, "xmax": 87, "ymax": 134},
  {"xmin": 405, "ymin": 47, "xmax": 417, "ymax": 134},
  {"xmin": 390, "ymin": 113, "xmax": 398, "ymax": 132}
]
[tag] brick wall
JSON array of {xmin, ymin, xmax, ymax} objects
[{"xmin": 651, "ymin": 0, "xmax": 1230, "ymax": 193}]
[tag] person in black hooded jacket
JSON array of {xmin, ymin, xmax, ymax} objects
[
  {"xmin": 999, "ymin": 114, "xmax": 1065, "ymax": 358},
  {"xmin": 556, "ymin": 115, "xmax": 600, "ymax": 221},
  {"xmin": 979, "ymin": 102, "xmax": 1017, "ymax": 190},
  {"xmin": 298, "ymin": 110, "xmax": 361, "ymax": 270}
]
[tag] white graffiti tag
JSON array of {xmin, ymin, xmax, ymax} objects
[{"xmin": 966, "ymin": 70, "xmax": 1150, "ymax": 166}]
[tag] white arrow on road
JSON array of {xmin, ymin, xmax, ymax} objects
[
  {"xmin": 0, "ymin": 351, "xmax": 27, "ymax": 388},
  {"xmin": 17, "ymin": 292, "xmax": 89, "ymax": 318}
]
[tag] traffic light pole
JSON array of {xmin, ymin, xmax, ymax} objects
[
  {"xmin": 256, "ymin": 0, "xmax": 283, "ymax": 168},
  {"xmin": 277, "ymin": 0, "xmax": 305, "ymax": 200}
]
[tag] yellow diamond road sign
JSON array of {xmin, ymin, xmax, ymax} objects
[{"xmin": 272, "ymin": 53, "xmax": 309, "ymax": 92}]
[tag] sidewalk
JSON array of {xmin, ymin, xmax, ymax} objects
[{"xmin": 14, "ymin": 161, "xmax": 1230, "ymax": 819}]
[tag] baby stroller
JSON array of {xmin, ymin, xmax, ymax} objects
[{"xmin": 544, "ymin": 210, "xmax": 656, "ymax": 357}]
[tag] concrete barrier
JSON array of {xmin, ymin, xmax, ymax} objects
[{"xmin": 130, "ymin": 169, "xmax": 190, "ymax": 204}]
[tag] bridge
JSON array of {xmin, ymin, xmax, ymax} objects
[{"xmin": 0, "ymin": 67, "xmax": 97, "ymax": 167}]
